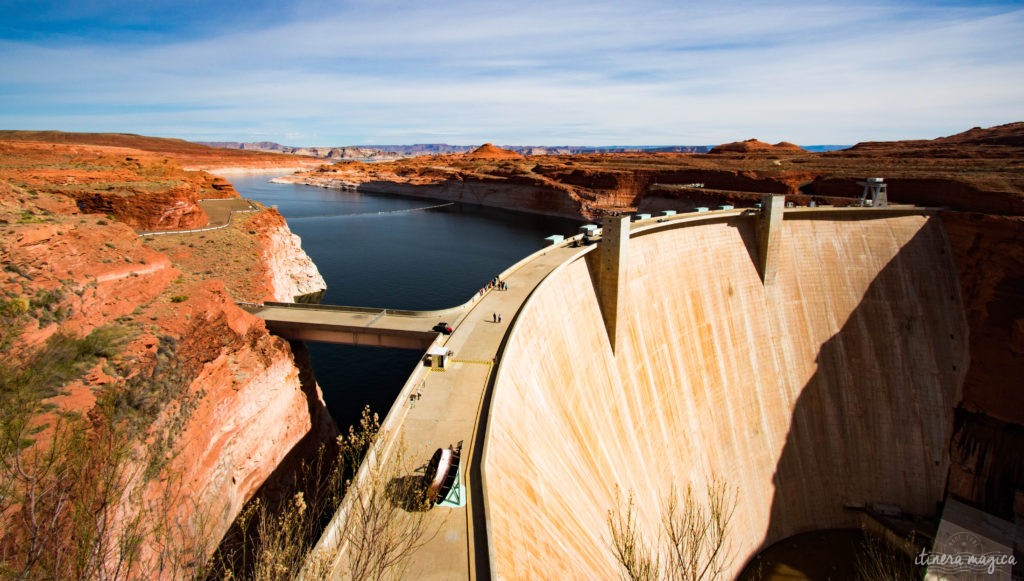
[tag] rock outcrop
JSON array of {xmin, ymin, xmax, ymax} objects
[
  {"xmin": 465, "ymin": 142, "xmax": 524, "ymax": 160},
  {"xmin": 708, "ymin": 138, "xmax": 806, "ymax": 154},
  {"xmin": 246, "ymin": 210, "xmax": 327, "ymax": 301},
  {"xmin": 152, "ymin": 282, "xmax": 324, "ymax": 546},
  {"xmin": 0, "ymin": 135, "xmax": 332, "ymax": 576}
]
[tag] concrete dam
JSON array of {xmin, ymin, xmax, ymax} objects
[
  {"xmin": 481, "ymin": 208, "xmax": 966, "ymax": 578},
  {"xmin": 286, "ymin": 202, "xmax": 969, "ymax": 578}
]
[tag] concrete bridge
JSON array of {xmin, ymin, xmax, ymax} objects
[
  {"xmin": 252, "ymin": 198, "xmax": 969, "ymax": 580},
  {"xmin": 251, "ymin": 303, "xmax": 457, "ymax": 350}
]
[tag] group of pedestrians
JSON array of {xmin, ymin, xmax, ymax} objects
[
  {"xmin": 478, "ymin": 276, "xmax": 508, "ymax": 324},
  {"xmin": 478, "ymin": 276, "xmax": 509, "ymax": 297}
]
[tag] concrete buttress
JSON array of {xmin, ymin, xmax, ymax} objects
[
  {"xmin": 757, "ymin": 194, "xmax": 785, "ymax": 284},
  {"xmin": 598, "ymin": 215, "xmax": 630, "ymax": 353}
]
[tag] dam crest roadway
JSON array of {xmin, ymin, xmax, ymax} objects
[{"xmin": 249, "ymin": 198, "xmax": 966, "ymax": 580}]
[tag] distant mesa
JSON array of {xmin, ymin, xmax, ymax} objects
[
  {"xmin": 709, "ymin": 138, "xmax": 806, "ymax": 154},
  {"xmin": 933, "ymin": 121, "xmax": 1024, "ymax": 147},
  {"xmin": 466, "ymin": 143, "xmax": 524, "ymax": 160}
]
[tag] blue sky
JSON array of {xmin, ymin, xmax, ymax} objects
[{"xmin": 0, "ymin": 0, "xmax": 1021, "ymax": 146}]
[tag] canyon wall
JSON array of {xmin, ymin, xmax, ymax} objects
[
  {"xmin": 941, "ymin": 212, "xmax": 1024, "ymax": 521},
  {"xmin": 139, "ymin": 283, "xmax": 328, "ymax": 563},
  {"xmin": 246, "ymin": 209, "xmax": 327, "ymax": 301},
  {"xmin": 296, "ymin": 175, "xmax": 589, "ymax": 219},
  {"xmin": 0, "ymin": 140, "xmax": 331, "ymax": 576},
  {"xmin": 482, "ymin": 213, "xmax": 967, "ymax": 579}
]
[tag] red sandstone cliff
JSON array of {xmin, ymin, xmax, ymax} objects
[
  {"xmin": 247, "ymin": 210, "xmax": 328, "ymax": 301},
  {"xmin": 0, "ymin": 136, "xmax": 330, "ymax": 577}
]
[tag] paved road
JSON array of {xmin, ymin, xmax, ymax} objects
[
  {"xmin": 197, "ymin": 197, "xmax": 256, "ymax": 227},
  {"xmin": 136, "ymin": 197, "xmax": 257, "ymax": 236}
]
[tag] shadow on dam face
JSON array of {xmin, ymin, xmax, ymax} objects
[
  {"xmin": 747, "ymin": 217, "xmax": 967, "ymax": 576},
  {"xmin": 481, "ymin": 213, "xmax": 967, "ymax": 579}
]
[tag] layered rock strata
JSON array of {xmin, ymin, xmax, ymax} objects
[
  {"xmin": 0, "ymin": 138, "xmax": 331, "ymax": 576},
  {"xmin": 246, "ymin": 210, "xmax": 327, "ymax": 301}
]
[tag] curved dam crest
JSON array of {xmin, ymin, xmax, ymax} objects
[{"xmin": 482, "ymin": 213, "xmax": 967, "ymax": 578}]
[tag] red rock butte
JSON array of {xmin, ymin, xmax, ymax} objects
[
  {"xmin": 709, "ymin": 138, "xmax": 807, "ymax": 154},
  {"xmin": 465, "ymin": 142, "xmax": 524, "ymax": 160}
]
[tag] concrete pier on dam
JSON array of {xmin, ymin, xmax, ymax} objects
[{"xmin": 253, "ymin": 200, "xmax": 969, "ymax": 579}]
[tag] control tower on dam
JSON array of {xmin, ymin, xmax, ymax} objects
[{"xmin": 481, "ymin": 207, "xmax": 967, "ymax": 578}]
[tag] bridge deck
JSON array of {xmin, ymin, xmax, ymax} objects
[{"xmin": 253, "ymin": 305, "xmax": 448, "ymax": 350}]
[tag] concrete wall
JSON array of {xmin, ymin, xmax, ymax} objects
[{"xmin": 481, "ymin": 213, "xmax": 967, "ymax": 579}]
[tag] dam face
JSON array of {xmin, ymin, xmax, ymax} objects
[{"xmin": 481, "ymin": 213, "xmax": 967, "ymax": 578}]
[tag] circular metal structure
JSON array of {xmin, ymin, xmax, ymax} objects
[{"xmin": 423, "ymin": 447, "xmax": 453, "ymax": 505}]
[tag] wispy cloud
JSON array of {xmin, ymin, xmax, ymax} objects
[{"xmin": 1, "ymin": 0, "xmax": 1021, "ymax": 144}]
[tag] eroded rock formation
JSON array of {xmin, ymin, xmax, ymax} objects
[
  {"xmin": 246, "ymin": 210, "xmax": 328, "ymax": 301},
  {"xmin": 0, "ymin": 135, "xmax": 330, "ymax": 576}
]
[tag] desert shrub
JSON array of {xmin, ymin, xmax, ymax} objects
[
  {"xmin": 0, "ymin": 329, "xmax": 134, "ymax": 578},
  {"xmin": 609, "ymin": 476, "xmax": 737, "ymax": 581},
  {"xmin": 3, "ymin": 263, "xmax": 30, "ymax": 278},
  {"xmin": 210, "ymin": 406, "xmax": 434, "ymax": 580},
  {"xmin": 0, "ymin": 297, "xmax": 29, "ymax": 318},
  {"xmin": 0, "ymin": 325, "xmax": 129, "ymax": 410},
  {"xmin": 29, "ymin": 287, "xmax": 70, "ymax": 325},
  {"xmin": 0, "ymin": 324, "xmax": 212, "ymax": 580},
  {"xmin": 855, "ymin": 530, "xmax": 923, "ymax": 581},
  {"xmin": 100, "ymin": 335, "xmax": 187, "ymax": 427}
]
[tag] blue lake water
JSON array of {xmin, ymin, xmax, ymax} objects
[{"xmin": 229, "ymin": 174, "xmax": 581, "ymax": 430}]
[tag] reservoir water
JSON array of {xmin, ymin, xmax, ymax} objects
[{"xmin": 229, "ymin": 174, "xmax": 581, "ymax": 430}]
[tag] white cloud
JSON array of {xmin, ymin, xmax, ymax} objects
[{"xmin": 1, "ymin": 1, "xmax": 1021, "ymax": 144}]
